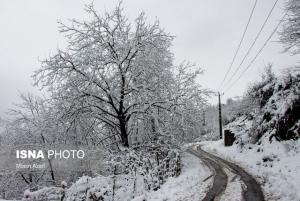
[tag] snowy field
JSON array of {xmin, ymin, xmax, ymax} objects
[
  {"xmin": 132, "ymin": 152, "xmax": 212, "ymax": 201},
  {"xmin": 200, "ymin": 139, "xmax": 300, "ymax": 201}
]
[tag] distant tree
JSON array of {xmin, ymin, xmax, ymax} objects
[
  {"xmin": 7, "ymin": 94, "xmax": 57, "ymax": 185},
  {"xmin": 279, "ymin": 0, "xmax": 300, "ymax": 54},
  {"xmin": 6, "ymin": 93, "xmax": 103, "ymax": 189}
]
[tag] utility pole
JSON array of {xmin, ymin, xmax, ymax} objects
[
  {"xmin": 202, "ymin": 110, "xmax": 206, "ymax": 126},
  {"xmin": 218, "ymin": 92, "xmax": 223, "ymax": 139}
]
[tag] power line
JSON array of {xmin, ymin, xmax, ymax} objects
[
  {"xmin": 221, "ymin": 0, "xmax": 279, "ymax": 91},
  {"xmin": 223, "ymin": 12, "xmax": 287, "ymax": 93},
  {"xmin": 217, "ymin": 0, "xmax": 258, "ymax": 90}
]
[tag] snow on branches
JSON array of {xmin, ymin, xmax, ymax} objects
[{"xmin": 33, "ymin": 3, "xmax": 208, "ymax": 147}]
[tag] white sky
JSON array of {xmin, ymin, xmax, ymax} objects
[{"xmin": 0, "ymin": 0, "xmax": 299, "ymax": 117}]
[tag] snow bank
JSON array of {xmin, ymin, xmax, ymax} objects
[
  {"xmin": 132, "ymin": 152, "xmax": 212, "ymax": 201},
  {"xmin": 19, "ymin": 174, "xmax": 143, "ymax": 201},
  {"xmin": 22, "ymin": 187, "xmax": 64, "ymax": 201},
  {"xmin": 225, "ymin": 115, "xmax": 253, "ymax": 144}
]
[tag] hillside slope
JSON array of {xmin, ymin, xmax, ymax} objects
[
  {"xmin": 228, "ymin": 67, "xmax": 300, "ymax": 144},
  {"xmin": 201, "ymin": 67, "xmax": 300, "ymax": 200}
]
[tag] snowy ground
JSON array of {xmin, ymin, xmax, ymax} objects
[
  {"xmin": 200, "ymin": 139, "xmax": 300, "ymax": 201},
  {"xmin": 1, "ymin": 152, "xmax": 212, "ymax": 201},
  {"xmin": 132, "ymin": 152, "xmax": 212, "ymax": 201}
]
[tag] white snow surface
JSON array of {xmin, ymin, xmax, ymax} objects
[
  {"xmin": 132, "ymin": 152, "xmax": 212, "ymax": 201},
  {"xmin": 200, "ymin": 139, "xmax": 300, "ymax": 201},
  {"xmin": 13, "ymin": 152, "xmax": 212, "ymax": 201}
]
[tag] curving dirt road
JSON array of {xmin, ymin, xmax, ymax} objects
[{"xmin": 188, "ymin": 146, "xmax": 265, "ymax": 201}]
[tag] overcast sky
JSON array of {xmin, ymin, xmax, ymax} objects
[{"xmin": 0, "ymin": 0, "xmax": 299, "ymax": 117}]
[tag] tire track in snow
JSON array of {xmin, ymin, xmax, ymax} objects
[
  {"xmin": 188, "ymin": 146, "xmax": 265, "ymax": 201},
  {"xmin": 188, "ymin": 148, "xmax": 227, "ymax": 201}
]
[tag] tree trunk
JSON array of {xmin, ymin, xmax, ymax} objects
[{"xmin": 119, "ymin": 117, "xmax": 129, "ymax": 147}]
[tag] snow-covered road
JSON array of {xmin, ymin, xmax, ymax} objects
[{"xmin": 189, "ymin": 145, "xmax": 265, "ymax": 201}]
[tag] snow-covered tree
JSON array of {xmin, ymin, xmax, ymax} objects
[
  {"xmin": 279, "ymin": 0, "xmax": 300, "ymax": 54},
  {"xmin": 0, "ymin": 2, "xmax": 210, "ymax": 200},
  {"xmin": 34, "ymin": 3, "xmax": 207, "ymax": 147}
]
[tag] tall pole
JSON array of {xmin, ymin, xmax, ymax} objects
[
  {"xmin": 202, "ymin": 110, "xmax": 206, "ymax": 126},
  {"xmin": 218, "ymin": 92, "xmax": 223, "ymax": 139}
]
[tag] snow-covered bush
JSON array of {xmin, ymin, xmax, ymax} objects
[
  {"xmin": 226, "ymin": 67, "xmax": 300, "ymax": 144},
  {"xmin": 18, "ymin": 145, "xmax": 180, "ymax": 201},
  {"xmin": 251, "ymin": 67, "xmax": 300, "ymax": 142},
  {"xmin": 279, "ymin": 0, "xmax": 300, "ymax": 55},
  {"xmin": 104, "ymin": 145, "xmax": 181, "ymax": 191}
]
